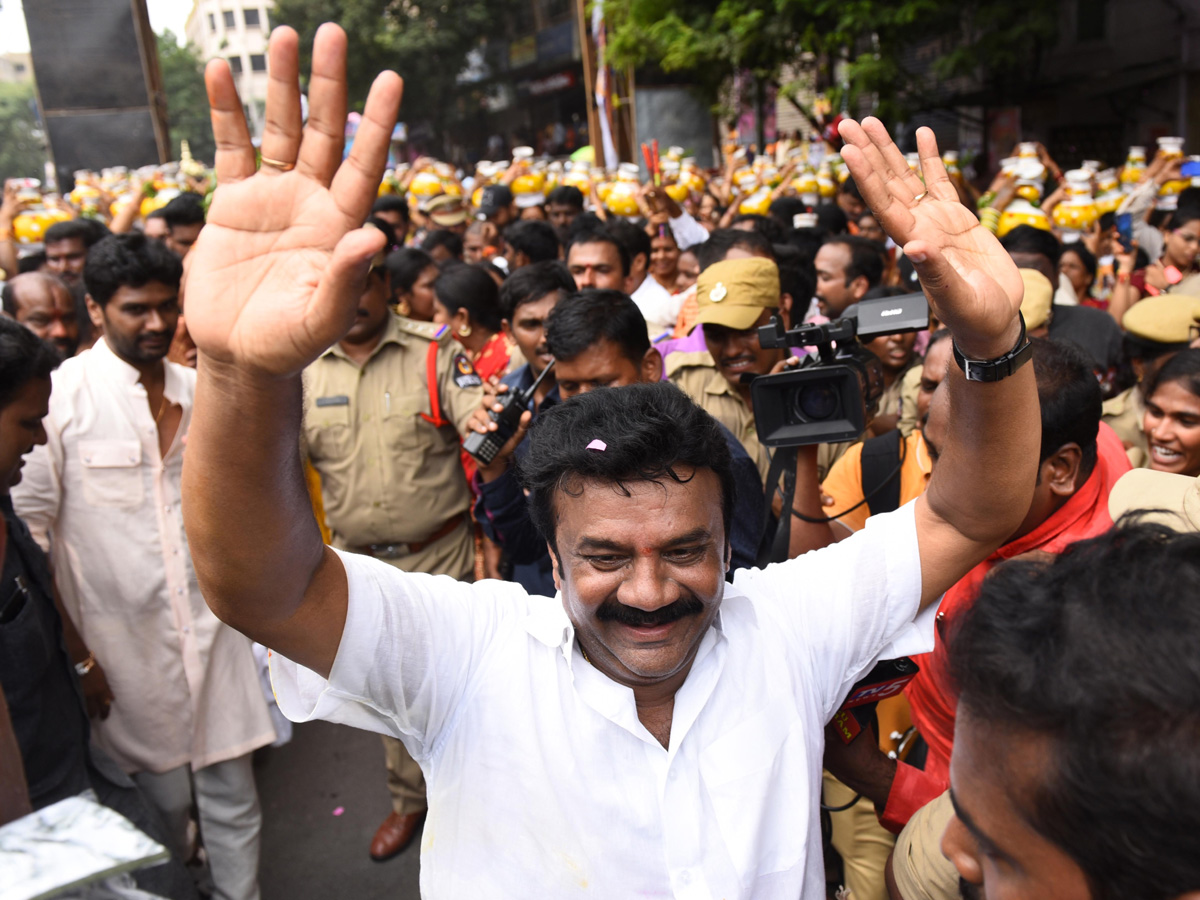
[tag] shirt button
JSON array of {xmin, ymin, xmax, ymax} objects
[
  {"xmin": 679, "ymin": 870, "xmax": 692, "ymax": 886},
  {"xmin": 164, "ymin": 504, "xmax": 171, "ymax": 512},
  {"xmin": 176, "ymin": 587, "xmax": 184, "ymax": 595},
  {"xmin": 668, "ymin": 768, "xmax": 678, "ymax": 780},
  {"xmin": 172, "ymin": 548, "xmax": 180, "ymax": 556},
  {"xmin": 83, "ymin": 456, "xmax": 92, "ymax": 463},
  {"xmin": 182, "ymin": 625, "xmax": 190, "ymax": 634}
]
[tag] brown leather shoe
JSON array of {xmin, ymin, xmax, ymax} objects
[{"xmin": 369, "ymin": 810, "xmax": 425, "ymax": 861}]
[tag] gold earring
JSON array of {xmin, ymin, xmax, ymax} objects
[
  {"xmin": 395, "ymin": 299, "xmax": 411, "ymax": 317},
  {"xmin": 458, "ymin": 324, "xmax": 473, "ymax": 338}
]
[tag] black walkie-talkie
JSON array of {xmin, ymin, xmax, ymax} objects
[{"xmin": 462, "ymin": 359, "xmax": 556, "ymax": 465}]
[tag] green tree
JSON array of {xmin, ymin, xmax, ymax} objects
[
  {"xmin": 157, "ymin": 29, "xmax": 217, "ymax": 163},
  {"xmin": 271, "ymin": 0, "xmax": 516, "ymax": 154},
  {"xmin": 605, "ymin": 0, "xmax": 1062, "ymax": 136},
  {"xmin": 0, "ymin": 81, "xmax": 48, "ymax": 183}
]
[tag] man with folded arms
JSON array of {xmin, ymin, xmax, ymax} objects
[{"xmin": 182, "ymin": 25, "xmax": 1039, "ymax": 896}]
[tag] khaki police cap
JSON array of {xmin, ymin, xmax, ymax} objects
[
  {"xmin": 1018, "ymin": 268, "xmax": 1053, "ymax": 330},
  {"xmin": 694, "ymin": 257, "xmax": 781, "ymax": 331},
  {"xmin": 1109, "ymin": 469, "xmax": 1200, "ymax": 533},
  {"xmin": 1121, "ymin": 294, "xmax": 1200, "ymax": 345}
]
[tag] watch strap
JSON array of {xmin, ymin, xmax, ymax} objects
[{"xmin": 952, "ymin": 312, "xmax": 1033, "ymax": 383}]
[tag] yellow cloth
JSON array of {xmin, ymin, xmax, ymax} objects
[
  {"xmin": 821, "ymin": 431, "xmax": 933, "ymax": 532},
  {"xmin": 694, "ymin": 257, "xmax": 781, "ymax": 330}
]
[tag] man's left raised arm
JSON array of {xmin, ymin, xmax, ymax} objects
[{"xmin": 838, "ymin": 118, "xmax": 1040, "ymax": 610}]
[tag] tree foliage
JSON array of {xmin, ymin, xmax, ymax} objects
[
  {"xmin": 0, "ymin": 82, "xmax": 48, "ymax": 183},
  {"xmin": 605, "ymin": 0, "xmax": 1062, "ymax": 124},
  {"xmin": 271, "ymin": 0, "xmax": 518, "ymax": 149},
  {"xmin": 157, "ymin": 29, "xmax": 217, "ymax": 163}
]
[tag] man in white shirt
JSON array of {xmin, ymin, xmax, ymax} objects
[
  {"xmin": 13, "ymin": 233, "xmax": 275, "ymax": 900},
  {"xmin": 180, "ymin": 25, "xmax": 1039, "ymax": 899}
]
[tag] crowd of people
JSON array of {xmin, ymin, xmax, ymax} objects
[{"xmin": 3, "ymin": 22, "xmax": 1200, "ymax": 900}]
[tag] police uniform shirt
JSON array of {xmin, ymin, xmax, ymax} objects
[
  {"xmin": 1102, "ymin": 385, "xmax": 1148, "ymax": 468},
  {"xmin": 302, "ymin": 314, "xmax": 483, "ymax": 549}
]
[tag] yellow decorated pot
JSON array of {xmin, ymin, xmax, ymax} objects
[
  {"xmin": 738, "ymin": 187, "xmax": 772, "ymax": 216},
  {"xmin": 997, "ymin": 200, "xmax": 1052, "ymax": 238},
  {"xmin": 13, "ymin": 206, "xmax": 73, "ymax": 244}
]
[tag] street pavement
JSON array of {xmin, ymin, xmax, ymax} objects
[{"xmin": 256, "ymin": 720, "xmax": 422, "ymax": 899}]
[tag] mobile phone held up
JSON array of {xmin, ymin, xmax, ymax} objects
[{"xmin": 1117, "ymin": 212, "xmax": 1134, "ymax": 251}]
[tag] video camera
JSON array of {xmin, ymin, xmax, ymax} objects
[{"xmin": 751, "ymin": 292, "xmax": 929, "ymax": 447}]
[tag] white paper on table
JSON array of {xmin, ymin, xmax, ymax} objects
[{"xmin": 0, "ymin": 794, "xmax": 167, "ymax": 900}]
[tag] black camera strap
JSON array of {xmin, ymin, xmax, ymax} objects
[{"xmin": 755, "ymin": 446, "xmax": 798, "ymax": 567}]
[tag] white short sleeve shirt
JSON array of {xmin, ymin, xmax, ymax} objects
[{"xmin": 271, "ymin": 500, "xmax": 932, "ymax": 899}]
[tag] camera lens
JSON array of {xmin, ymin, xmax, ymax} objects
[{"xmin": 795, "ymin": 384, "xmax": 839, "ymax": 421}]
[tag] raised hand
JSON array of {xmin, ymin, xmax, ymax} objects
[
  {"xmin": 838, "ymin": 118, "xmax": 1024, "ymax": 359},
  {"xmin": 184, "ymin": 25, "xmax": 403, "ymax": 377}
]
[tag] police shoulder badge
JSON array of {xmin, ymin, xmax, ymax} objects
[
  {"xmin": 710, "ymin": 282, "xmax": 728, "ymax": 302},
  {"xmin": 452, "ymin": 354, "xmax": 483, "ymax": 388}
]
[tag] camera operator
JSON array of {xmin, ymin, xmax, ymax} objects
[
  {"xmin": 180, "ymin": 31, "xmax": 1039, "ymax": 895},
  {"xmin": 469, "ymin": 288, "xmax": 766, "ymax": 580},
  {"xmin": 667, "ymin": 257, "xmax": 857, "ymax": 484},
  {"xmin": 890, "ymin": 474, "xmax": 1200, "ymax": 900}
]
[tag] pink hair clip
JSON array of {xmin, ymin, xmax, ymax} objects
[{"xmin": 586, "ymin": 439, "xmax": 607, "ymax": 451}]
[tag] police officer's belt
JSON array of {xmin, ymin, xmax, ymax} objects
[{"xmin": 354, "ymin": 513, "xmax": 467, "ymax": 559}]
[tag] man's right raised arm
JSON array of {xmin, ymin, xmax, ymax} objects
[{"xmin": 180, "ymin": 25, "xmax": 402, "ymax": 678}]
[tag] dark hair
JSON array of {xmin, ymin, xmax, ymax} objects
[
  {"xmin": 518, "ymin": 381, "xmax": 734, "ymax": 557},
  {"xmin": 384, "ymin": 247, "xmax": 436, "ymax": 294},
  {"xmin": 18, "ymin": 251, "xmax": 45, "ymax": 274},
  {"xmin": 566, "ymin": 211, "xmax": 607, "ymax": 239},
  {"xmin": 949, "ymin": 522, "xmax": 1200, "ymax": 900},
  {"xmin": 421, "ymin": 228, "xmax": 463, "ymax": 259},
  {"xmin": 371, "ymin": 195, "xmax": 411, "ymax": 222},
  {"xmin": 768, "ymin": 197, "xmax": 807, "ymax": 228},
  {"xmin": 1146, "ymin": 347, "xmax": 1200, "ymax": 402},
  {"xmin": 605, "ymin": 219, "xmax": 651, "ymax": 268},
  {"xmin": 44, "ymin": 217, "xmax": 110, "ymax": 248},
  {"xmin": 839, "ymin": 175, "xmax": 863, "ymax": 202},
  {"xmin": 1060, "ymin": 242, "xmax": 1097, "ymax": 281},
  {"xmin": 814, "ymin": 203, "xmax": 848, "ymax": 235},
  {"xmin": 504, "ymin": 219, "xmax": 561, "ymax": 264},
  {"xmin": 731, "ymin": 213, "xmax": 786, "ymax": 245},
  {"xmin": 566, "ymin": 229, "xmax": 631, "ymax": 277},
  {"xmin": 693, "ymin": 228, "xmax": 774, "ymax": 271},
  {"xmin": 366, "ymin": 216, "xmax": 399, "ymax": 252},
  {"xmin": 0, "ymin": 316, "xmax": 60, "ymax": 408},
  {"xmin": 546, "ymin": 185, "xmax": 584, "ymax": 210},
  {"xmin": 433, "ymin": 263, "xmax": 503, "ymax": 333},
  {"xmin": 782, "ymin": 226, "xmax": 828, "ymax": 273},
  {"xmin": 777, "ymin": 257, "xmax": 814, "ymax": 310},
  {"xmin": 498, "ymin": 260, "xmax": 575, "ymax": 322},
  {"xmin": 545, "ymin": 289, "xmax": 649, "ymax": 367},
  {"xmin": 83, "ymin": 233, "xmax": 183, "ymax": 307},
  {"xmin": 159, "ymin": 193, "xmax": 206, "ymax": 228},
  {"xmin": 823, "ymin": 235, "xmax": 884, "ymax": 289},
  {"xmin": 1032, "ymin": 338, "xmax": 1101, "ymax": 477},
  {"xmin": 1000, "ymin": 224, "xmax": 1062, "ymax": 266}
]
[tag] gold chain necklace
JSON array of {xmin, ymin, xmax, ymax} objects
[{"xmin": 153, "ymin": 392, "xmax": 170, "ymax": 425}]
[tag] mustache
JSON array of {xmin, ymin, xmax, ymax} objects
[{"xmin": 595, "ymin": 592, "xmax": 705, "ymax": 628}]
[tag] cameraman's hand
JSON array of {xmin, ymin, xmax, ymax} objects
[{"xmin": 838, "ymin": 118, "xmax": 1024, "ymax": 360}]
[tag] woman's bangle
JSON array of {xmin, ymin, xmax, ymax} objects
[
  {"xmin": 1117, "ymin": 271, "xmax": 1131, "ymax": 285},
  {"xmin": 74, "ymin": 652, "xmax": 97, "ymax": 677}
]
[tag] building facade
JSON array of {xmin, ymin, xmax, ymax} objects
[{"xmin": 185, "ymin": 0, "xmax": 274, "ymax": 138}]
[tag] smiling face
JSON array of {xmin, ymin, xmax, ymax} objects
[
  {"xmin": 552, "ymin": 467, "xmax": 728, "ymax": 689},
  {"xmin": 702, "ymin": 308, "xmax": 785, "ymax": 394},
  {"xmin": 1144, "ymin": 379, "xmax": 1200, "ymax": 476},
  {"xmin": 88, "ymin": 281, "xmax": 179, "ymax": 366},
  {"xmin": 943, "ymin": 709, "xmax": 1094, "ymax": 900},
  {"xmin": 649, "ymin": 232, "xmax": 680, "ymax": 280},
  {"xmin": 0, "ymin": 377, "xmax": 51, "ymax": 493}
]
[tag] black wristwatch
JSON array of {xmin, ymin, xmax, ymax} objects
[{"xmin": 952, "ymin": 312, "xmax": 1033, "ymax": 383}]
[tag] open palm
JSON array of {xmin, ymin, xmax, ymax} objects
[
  {"xmin": 185, "ymin": 25, "xmax": 402, "ymax": 377},
  {"xmin": 839, "ymin": 118, "xmax": 1024, "ymax": 358}
]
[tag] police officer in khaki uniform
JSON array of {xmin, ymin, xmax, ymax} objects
[
  {"xmin": 1101, "ymin": 294, "xmax": 1200, "ymax": 467},
  {"xmin": 302, "ymin": 258, "xmax": 482, "ymax": 861},
  {"xmin": 666, "ymin": 257, "xmax": 853, "ymax": 483}
]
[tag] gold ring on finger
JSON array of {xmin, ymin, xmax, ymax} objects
[
  {"xmin": 912, "ymin": 190, "xmax": 928, "ymax": 203},
  {"xmin": 260, "ymin": 156, "xmax": 296, "ymax": 172}
]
